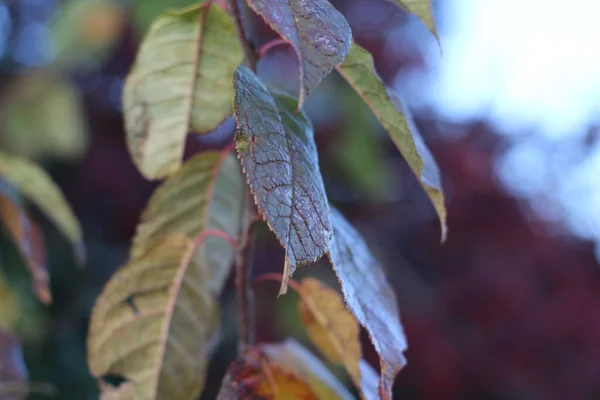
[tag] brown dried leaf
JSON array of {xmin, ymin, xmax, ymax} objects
[
  {"xmin": 0, "ymin": 194, "xmax": 49, "ymax": 303},
  {"xmin": 328, "ymin": 207, "xmax": 407, "ymax": 400},
  {"xmin": 233, "ymin": 66, "xmax": 332, "ymax": 295}
]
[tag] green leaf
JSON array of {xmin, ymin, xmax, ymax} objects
[
  {"xmin": 0, "ymin": 153, "xmax": 84, "ymax": 262},
  {"xmin": 336, "ymin": 43, "xmax": 447, "ymax": 240},
  {"xmin": 0, "ymin": 271, "xmax": 19, "ymax": 331},
  {"xmin": 131, "ymin": 148, "xmax": 245, "ymax": 283},
  {"xmin": 88, "ymin": 234, "xmax": 226, "ymax": 400},
  {"xmin": 233, "ymin": 66, "xmax": 332, "ymax": 295},
  {"xmin": 0, "ymin": 194, "xmax": 49, "ymax": 304},
  {"xmin": 245, "ymin": 0, "xmax": 351, "ymax": 106},
  {"xmin": 131, "ymin": 0, "xmax": 198, "ymax": 35},
  {"xmin": 123, "ymin": 3, "xmax": 243, "ymax": 179},
  {"xmin": 1, "ymin": 76, "xmax": 88, "ymax": 161},
  {"xmin": 386, "ymin": 0, "xmax": 437, "ymax": 39},
  {"xmin": 217, "ymin": 339, "xmax": 354, "ymax": 399},
  {"xmin": 328, "ymin": 207, "xmax": 407, "ymax": 400}
]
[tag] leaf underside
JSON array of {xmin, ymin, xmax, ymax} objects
[
  {"xmin": 245, "ymin": 0, "xmax": 352, "ymax": 106},
  {"xmin": 327, "ymin": 207, "xmax": 408, "ymax": 400},
  {"xmin": 233, "ymin": 65, "xmax": 332, "ymax": 294},
  {"xmin": 217, "ymin": 339, "xmax": 354, "ymax": 400},
  {"xmin": 123, "ymin": 3, "xmax": 243, "ymax": 179},
  {"xmin": 336, "ymin": 42, "xmax": 447, "ymax": 240},
  {"xmin": 0, "ymin": 152, "xmax": 84, "ymax": 261}
]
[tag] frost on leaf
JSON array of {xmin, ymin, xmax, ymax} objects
[
  {"xmin": 245, "ymin": 0, "xmax": 351, "ymax": 106},
  {"xmin": 123, "ymin": 3, "xmax": 243, "ymax": 179},
  {"xmin": 337, "ymin": 42, "xmax": 447, "ymax": 241},
  {"xmin": 233, "ymin": 66, "xmax": 332, "ymax": 295},
  {"xmin": 328, "ymin": 207, "xmax": 407, "ymax": 400}
]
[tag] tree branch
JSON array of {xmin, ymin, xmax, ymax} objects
[{"xmin": 229, "ymin": 0, "xmax": 257, "ymax": 70}]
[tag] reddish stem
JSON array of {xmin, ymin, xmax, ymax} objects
[{"xmin": 253, "ymin": 273, "xmax": 302, "ymax": 294}]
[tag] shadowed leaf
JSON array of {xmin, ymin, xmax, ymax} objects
[
  {"xmin": 123, "ymin": 3, "xmax": 243, "ymax": 179},
  {"xmin": 0, "ymin": 329, "xmax": 27, "ymax": 400},
  {"xmin": 327, "ymin": 207, "xmax": 407, "ymax": 400},
  {"xmin": 298, "ymin": 277, "xmax": 374, "ymax": 399},
  {"xmin": 336, "ymin": 43, "xmax": 447, "ymax": 240},
  {"xmin": 88, "ymin": 234, "xmax": 231, "ymax": 399},
  {"xmin": 386, "ymin": 0, "xmax": 437, "ymax": 39},
  {"xmin": 217, "ymin": 339, "xmax": 353, "ymax": 399},
  {"xmin": 233, "ymin": 66, "xmax": 332, "ymax": 295},
  {"xmin": 245, "ymin": 0, "xmax": 351, "ymax": 105},
  {"xmin": 0, "ymin": 194, "xmax": 49, "ymax": 304},
  {"xmin": 131, "ymin": 148, "xmax": 245, "ymax": 289},
  {"xmin": 0, "ymin": 153, "xmax": 84, "ymax": 262}
]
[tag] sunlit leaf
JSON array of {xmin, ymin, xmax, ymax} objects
[
  {"xmin": 0, "ymin": 194, "xmax": 49, "ymax": 304},
  {"xmin": 233, "ymin": 66, "xmax": 332, "ymax": 295},
  {"xmin": 131, "ymin": 148, "xmax": 245, "ymax": 292},
  {"xmin": 297, "ymin": 277, "xmax": 372, "ymax": 398},
  {"xmin": 217, "ymin": 339, "xmax": 353, "ymax": 399},
  {"xmin": 1, "ymin": 76, "xmax": 88, "ymax": 161},
  {"xmin": 328, "ymin": 207, "xmax": 407, "ymax": 400},
  {"xmin": 336, "ymin": 43, "xmax": 447, "ymax": 240},
  {"xmin": 385, "ymin": 0, "xmax": 437, "ymax": 39},
  {"xmin": 88, "ymin": 234, "xmax": 231, "ymax": 399},
  {"xmin": 123, "ymin": 3, "xmax": 243, "ymax": 179},
  {"xmin": 245, "ymin": 0, "xmax": 351, "ymax": 105},
  {"xmin": 0, "ymin": 153, "xmax": 84, "ymax": 262}
]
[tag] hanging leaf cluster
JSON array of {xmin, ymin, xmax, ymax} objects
[{"xmin": 86, "ymin": 0, "xmax": 447, "ymax": 399}]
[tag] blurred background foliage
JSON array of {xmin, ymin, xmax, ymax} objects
[{"xmin": 1, "ymin": 0, "xmax": 600, "ymax": 399}]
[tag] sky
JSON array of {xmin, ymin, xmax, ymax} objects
[{"xmin": 393, "ymin": 0, "xmax": 600, "ymax": 249}]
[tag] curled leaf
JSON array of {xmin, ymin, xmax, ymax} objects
[
  {"xmin": 245, "ymin": 0, "xmax": 352, "ymax": 105},
  {"xmin": 217, "ymin": 339, "xmax": 353, "ymax": 399},
  {"xmin": 328, "ymin": 207, "xmax": 407, "ymax": 400},
  {"xmin": 88, "ymin": 234, "xmax": 230, "ymax": 399},
  {"xmin": 297, "ymin": 277, "xmax": 367, "ymax": 397},
  {"xmin": 336, "ymin": 43, "xmax": 447, "ymax": 240},
  {"xmin": 0, "ymin": 194, "xmax": 49, "ymax": 304},
  {"xmin": 233, "ymin": 66, "xmax": 332, "ymax": 294},
  {"xmin": 0, "ymin": 153, "xmax": 84, "ymax": 262},
  {"xmin": 123, "ymin": 3, "xmax": 243, "ymax": 179}
]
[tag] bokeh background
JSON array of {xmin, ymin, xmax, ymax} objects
[{"xmin": 1, "ymin": 0, "xmax": 600, "ymax": 399}]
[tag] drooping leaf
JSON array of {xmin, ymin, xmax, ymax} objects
[
  {"xmin": 0, "ymin": 194, "xmax": 49, "ymax": 304},
  {"xmin": 123, "ymin": 3, "xmax": 243, "ymax": 179},
  {"xmin": 336, "ymin": 43, "xmax": 447, "ymax": 240},
  {"xmin": 88, "ymin": 234, "xmax": 231, "ymax": 399},
  {"xmin": 297, "ymin": 277, "xmax": 372, "ymax": 399},
  {"xmin": 385, "ymin": 0, "xmax": 437, "ymax": 39},
  {"xmin": 233, "ymin": 66, "xmax": 332, "ymax": 295},
  {"xmin": 245, "ymin": 0, "xmax": 352, "ymax": 106},
  {"xmin": 0, "ymin": 153, "xmax": 84, "ymax": 262},
  {"xmin": 217, "ymin": 339, "xmax": 353, "ymax": 399},
  {"xmin": 0, "ymin": 328, "xmax": 28, "ymax": 400},
  {"xmin": 1, "ymin": 76, "xmax": 88, "ymax": 160},
  {"xmin": 327, "ymin": 207, "xmax": 407, "ymax": 400},
  {"xmin": 130, "ymin": 148, "xmax": 245, "ymax": 289}
]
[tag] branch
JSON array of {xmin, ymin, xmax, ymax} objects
[{"xmin": 229, "ymin": 0, "xmax": 257, "ymax": 70}]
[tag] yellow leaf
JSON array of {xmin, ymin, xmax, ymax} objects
[{"xmin": 88, "ymin": 234, "xmax": 227, "ymax": 399}]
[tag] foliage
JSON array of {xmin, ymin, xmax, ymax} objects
[{"xmin": 0, "ymin": 0, "xmax": 447, "ymax": 399}]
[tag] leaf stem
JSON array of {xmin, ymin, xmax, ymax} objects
[
  {"xmin": 229, "ymin": 0, "xmax": 257, "ymax": 70},
  {"xmin": 235, "ymin": 190, "xmax": 257, "ymax": 351}
]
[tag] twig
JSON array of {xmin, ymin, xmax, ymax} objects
[
  {"xmin": 235, "ymin": 189, "xmax": 257, "ymax": 350},
  {"xmin": 229, "ymin": 0, "xmax": 257, "ymax": 70}
]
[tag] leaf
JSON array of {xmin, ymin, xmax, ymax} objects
[
  {"xmin": 297, "ymin": 277, "xmax": 367, "ymax": 397},
  {"xmin": 131, "ymin": 0, "xmax": 197, "ymax": 35},
  {"xmin": 88, "ymin": 234, "xmax": 230, "ymax": 400},
  {"xmin": 386, "ymin": 0, "xmax": 437, "ymax": 39},
  {"xmin": 336, "ymin": 43, "xmax": 447, "ymax": 240},
  {"xmin": 327, "ymin": 207, "xmax": 407, "ymax": 400},
  {"xmin": 123, "ymin": 3, "xmax": 244, "ymax": 179},
  {"xmin": 217, "ymin": 339, "xmax": 353, "ymax": 399},
  {"xmin": 130, "ymin": 148, "xmax": 245, "ymax": 289},
  {"xmin": 0, "ymin": 328, "xmax": 28, "ymax": 400},
  {"xmin": 233, "ymin": 66, "xmax": 332, "ymax": 295},
  {"xmin": 0, "ymin": 194, "xmax": 49, "ymax": 304},
  {"xmin": 0, "ymin": 153, "xmax": 84, "ymax": 262},
  {"xmin": 1, "ymin": 76, "xmax": 89, "ymax": 161},
  {"xmin": 0, "ymin": 272, "xmax": 19, "ymax": 331},
  {"xmin": 245, "ymin": 0, "xmax": 352, "ymax": 106}
]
